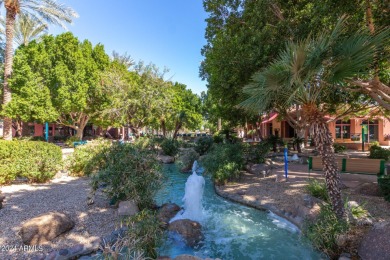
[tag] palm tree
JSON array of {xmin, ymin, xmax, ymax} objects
[
  {"xmin": 240, "ymin": 18, "xmax": 389, "ymax": 219},
  {"xmin": 1, "ymin": 0, "xmax": 78, "ymax": 140},
  {"xmin": 0, "ymin": 13, "xmax": 48, "ymax": 46}
]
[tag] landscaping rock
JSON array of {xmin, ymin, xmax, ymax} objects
[
  {"xmin": 168, "ymin": 219, "xmax": 204, "ymax": 247},
  {"xmin": 157, "ymin": 256, "xmax": 172, "ymax": 260},
  {"xmin": 346, "ymin": 201, "xmax": 373, "ymax": 226},
  {"xmin": 118, "ymin": 200, "xmax": 139, "ymax": 216},
  {"xmin": 358, "ymin": 221, "xmax": 390, "ymax": 260},
  {"xmin": 21, "ymin": 211, "xmax": 74, "ymax": 245},
  {"xmin": 248, "ymin": 164, "xmax": 271, "ymax": 175},
  {"xmin": 158, "ymin": 155, "xmax": 175, "ymax": 164},
  {"xmin": 174, "ymin": 255, "xmax": 202, "ymax": 260},
  {"xmin": 158, "ymin": 203, "xmax": 181, "ymax": 227},
  {"xmin": 32, "ymin": 243, "xmax": 97, "ymax": 260}
]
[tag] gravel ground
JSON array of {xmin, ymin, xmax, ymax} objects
[{"xmin": 0, "ymin": 176, "xmax": 117, "ymax": 260}]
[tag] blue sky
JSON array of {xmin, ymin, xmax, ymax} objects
[{"xmin": 51, "ymin": 0, "xmax": 208, "ymax": 95}]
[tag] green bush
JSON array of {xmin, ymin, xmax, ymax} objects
[
  {"xmin": 0, "ymin": 140, "xmax": 62, "ymax": 184},
  {"xmin": 378, "ymin": 175, "xmax": 390, "ymax": 202},
  {"xmin": 177, "ymin": 148, "xmax": 199, "ymax": 172},
  {"xmin": 160, "ymin": 138, "xmax": 179, "ymax": 156},
  {"xmin": 194, "ymin": 136, "xmax": 214, "ymax": 155},
  {"xmin": 213, "ymin": 133, "xmax": 223, "ymax": 143},
  {"xmin": 16, "ymin": 136, "xmax": 46, "ymax": 141},
  {"xmin": 66, "ymin": 139, "xmax": 111, "ymax": 176},
  {"xmin": 306, "ymin": 179, "xmax": 329, "ymax": 202},
  {"xmin": 65, "ymin": 136, "xmax": 81, "ymax": 147},
  {"xmin": 369, "ymin": 144, "xmax": 390, "ymax": 161},
  {"xmin": 333, "ymin": 143, "xmax": 347, "ymax": 153},
  {"xmin": 304, "ymin": 203, "xmax": 349, "ymax": 258},
  {"xmin": 243, "ymin": 141, "xmax": 271, "ymax": 163},
  {"xmin": 265, "ymin": 135, "xmax": 283, "ymax": 152},
  {"xmin": 201, "ymin": 143, "xmax": 244, "ymax": 184},
  {"xmin": 90, "ymin": 144, "xmax": 162, "ymax": 209}
]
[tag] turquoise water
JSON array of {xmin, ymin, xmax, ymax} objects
[{"xmin": 156, "ymin": 164, "xmax": 324, "ymax": 260}]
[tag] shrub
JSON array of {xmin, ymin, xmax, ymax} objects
[
  {"xmin": 65, "ymin": 136, "xmax": 81, "ymax": 147},
  {"xmin": 194, "ymin": 136, "xmax": 213, "ymax": 155},
  {"xmin": 333, "ymin": 143, "xmax": 347, "ymax": 153},
  {"xmin": 122, "ymin": 209, "xmax": 163, "ymax": 258},
  {"xmin": 304, "ymin": 203, "xmax": 349, "ymax": 258},
  {"xmin": 160, "ymin": 138, "xmax": 179, "ymax": 156},
  {"xmin": 90, "ymin": 144, "xmax": 162, "ymax": 209},
  {"xmin": 265, "ymin": 135, "xmax": 283, "ymax": 152},
  {"xmin": 369, "ymin": 144, "xmax": 390, "ymax": 161},
  {"xmin": 378, "ymin": 175, "xmax": 390, "ymax": 202},
  {"xmin": 16, "ymin": 136, "xmax": 46, "ymax": 141},
  {"xmin": 66, "ymin": 139, "xmax": 111, "ymax": 176},
  {"xmin": 201, "ymin": 143, "xmax": 244, "ymax": 184},
  {"xmin": 306, "ymin": 179, "xmax": 329, "ymax": 202},
  {"xmin": 243, "ymin": 141, "xmax": 271, "ymax": 163},
  {"xmin": 212, "ymin": 133, "xmax": 223, "ymax": 143},
  {"xmin": 177, "ymin": 148, "xmax": 199, "ymax": 172},
  {"xmin": 0, "ymin": 140, "xmax": 62, "ymax": 184}
]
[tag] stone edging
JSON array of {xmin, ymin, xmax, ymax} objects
[{"xmin": 214, "ymin": 185, "xmax": 303, "ymax": 230}]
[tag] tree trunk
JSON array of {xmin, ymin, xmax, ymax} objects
[
  {"xmin": 13, "ymin": 119, "xmax": 22, "ymax": 137},
  {"xmin": 161, "ymin": 119, "xmax": 166, "ymax": 137},
  {"xmin": 309, "ymin": 111, "xmax": 345, "ymax": 219},
  {"xmin": 365, "ymin": 0, "xmax": 375, "ymax": 34},
  {"xmin": 2, "ymin": 9, "xmax": 17, "ymax": 140},
  {"xmin": 173, "ymin": 121, "xmax": 182, "ymax": 140}
]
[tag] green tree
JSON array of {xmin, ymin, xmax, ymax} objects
[
  {"xmin": 240, "ymin": 18, "xmax": 389, "ymax": 218},
  {"xmin": 1, "ymin": 0, "xmax": 77, "ymax": 140},
  {"xmin": 7, "ymin": 32, "xmax": 110, "ymax": 139}
]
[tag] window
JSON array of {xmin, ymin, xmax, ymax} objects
[{"xmin": 335, "ymin": 120, "xmax": 350, "ymax": 139}]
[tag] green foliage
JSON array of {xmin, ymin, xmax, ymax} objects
[
  {"xmin": 369, "ymin": 144, "xmax": 390, "ymax": 161},
  {"xmin": 177, "ymin": 148, "xmax": 199, "ymax": 172},
  {"xmin": 201, "ymin": 143, "xmax": 244, "ymax": 184},
  {"xmin": 90, "ymin": 144, "xmax": 162, "ymax": 209},
  {"xmin": 65, "ymin": 136, "xmax": 81, "ymax": 147},
  {"xmin": 15, "ymin": 136, "xmax": 46, "ymax": 141},
  {"xmin": 212, "ymin": 132, "xmax": 223, "ymax": 143},
  {"xmin": 333, "ymin": 143, "xmax": 347, "ymax": 154},
  {"xmin": 160, "ymin": 138, "xmax": 179, "ymax": 156},
  {"xmin": 0, "ymin": 140, "xmax": 62, "ymax": 184},
  {"xmin": 243, "ymin": 141, "xmax": 271, "ymax": 163},
  {"xmin": 66, "ymin": 139, "xmax": 111, "ymax": 176},
  {"xmin": 349, "ymin": 203, "xmax": 369, "ymax": 219},
  {"xmin": 378, "ymin": 175, "xmax": 390, "ymax": 202},
  {"xmin": 264, "ymin": 135, "xmax": 283, "ymax": 152},
  {"xmin": 122, "ymin": 209, "xmax": 163, "ymax": 259},
  {"xmin": 306, "ymin": 179, "xmax": 329, "ymax": 202},
  {"xmin": 304, "ymin": 204, "xmax": 349, "ymax": 258},
  {"xmin": 194, "ymin": 136, "xmax": 213, "ymax": 155}
]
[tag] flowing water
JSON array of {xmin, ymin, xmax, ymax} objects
[{"xmin": 156, "ymin": 164, "xmax": 324, "ymax": 260}]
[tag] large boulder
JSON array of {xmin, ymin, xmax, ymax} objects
[
  {"xmin": 118, "ymin": 200, "xmax": 139, "ymax": 217},
  {"xmin": 157, "ymin": 203, "xmax": 181, "ymax": 227},
  {"xmin": 168, "ymin": 219, "xmax": 203, "ymax": 247},
  {"xmin": 158, "ymin": 155, "xmax": 175, "ymax": 164},
  {"xmin": 21, "ymin": 212, "xmax": 75, "ymax": 245},
  {"xmin": 358, "ymin": 221, "xmax": 390, "ymax": 260}
]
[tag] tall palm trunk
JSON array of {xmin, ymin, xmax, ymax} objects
[
  {"xmin": 2, "ymin": 8, "xmax": 17, "ymax": 140},
  {"xmin": 305, "ymin": 105, "xmax": 345, "ymax": 219}
]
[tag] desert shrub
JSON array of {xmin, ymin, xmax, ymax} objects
[
  {"xmin": 160, "ymin": 138, "xmax": 179, "ymax": 156},
  {"xmin": 378, "ymin": 175, "xmax": 390, "ymax": 202},
  {"xmin": 201, "ymin": 143, "xmax": 244, "ymax": 184},
  {"xmin": 243, "ymin": 141, "xmax": 272, "ymax": 163},
  {"xmin": 306, "ymin": 179, "xmax": 329, "ymax": 202},
  {"xmin": 177, "ymin": 148, "xmax": 199, "ymax": 172},
  {"xmin": 123, "ymin": 209, "xmax": 163, "ymax": 258},
  {"xmin": 333, "ymin": 143, "xmax": 347, "ymax": 153},
  {"xmin": 66, "ymin": 139, "xmax": 111, "ymax": 176},
  {"xmin": 90, "ymin": 144, "xmax": 162, "ymax": 209},
  {"xmin": 0, "ymin": 140, "xmax": 62, "ymax": 184},
  {"xmin": 264, "ymin": 135, "xmax": 283, "ymax": 152},
  {"xmin": 369, "ymin": 144, "xmax": 390, "ymax": 161},
  {"xmin": 304, "ymin": 203, "xmax": 349, "ymax": 258},
  {"xmin": 177, "ymin": 139, "xmax": 195, "ymax": 148},
  {"xmin": 194, "ymin": 136, "xmax": 214, "ymax": 155}
]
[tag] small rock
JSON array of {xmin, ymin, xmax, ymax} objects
[
  {"xmin": 21, "ymin": 212, "xmax": 75, "ymax": 245},
  {"xmin": 118, "ymin": 200, "xmax": 139, "ymax": 216},
  {"xmin": 158, "ymin": 155, "xmax": 175, "ymax": 164}
]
